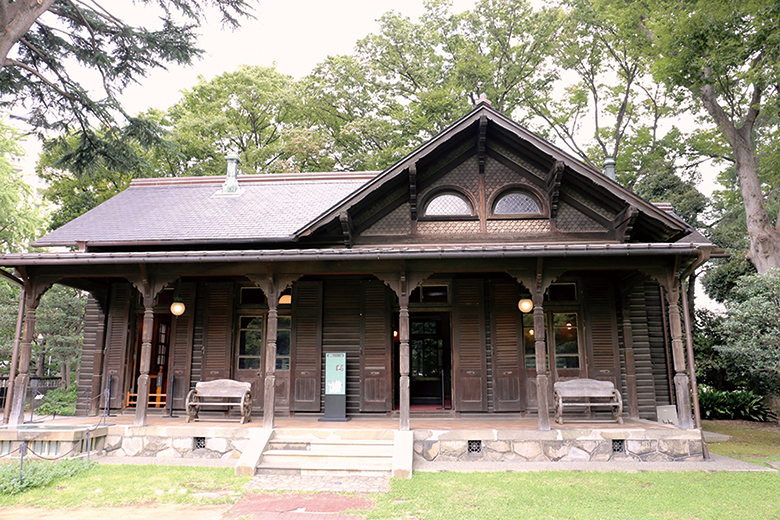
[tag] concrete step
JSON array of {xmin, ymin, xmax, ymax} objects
[
  {"xmin": 261, "ymin": 451, "xmax": 391, "ymax": 467},
  {"xmin": 255, "ymin": 461, "xmax": 392, "ymax": 476}
]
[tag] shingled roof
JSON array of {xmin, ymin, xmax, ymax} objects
[{"xmin": 34, "ymin": 173, "xmax": 376, "ymax": 248}]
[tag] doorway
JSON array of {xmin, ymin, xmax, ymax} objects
[
  {"xmin": 395, "ymin": 313, "xmax": 452, "ymax": 409},
  {"xmin": 127, "ymin": 313, "xmax": 172, "ymax": 408}
]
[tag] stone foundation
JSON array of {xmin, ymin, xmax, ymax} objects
[
  {"xmin": 413, "ymin": 427, "xmax": 704, "ymax": 463},
  {"xmin": 103, "ymin": 425, "xmax": 252, "ymax": 460}
]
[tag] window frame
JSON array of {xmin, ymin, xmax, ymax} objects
[
  {"xmin": 487, "ymin": 185, "xmax": 548, "ymax": 220},
  {"xmin": 418, "ymin": 187, "xmax": 478, "ymax": 221}
]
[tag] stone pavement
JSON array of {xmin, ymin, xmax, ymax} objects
[{"xmin": 245, "ymin": 474, "xmax": 391, "ymax": 493}]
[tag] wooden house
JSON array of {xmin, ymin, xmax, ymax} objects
[{"xmin": 0, "ymin": 101, "xmax": 714, "ymax": 431}]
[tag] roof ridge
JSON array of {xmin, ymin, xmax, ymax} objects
[{"xmin": 130, "ymin": 172, "xmax": 379, "ymax": 187}]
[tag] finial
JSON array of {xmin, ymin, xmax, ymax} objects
[{"xmin": 478, "ymin": 93, "xmax": 492, "ymax": 106}]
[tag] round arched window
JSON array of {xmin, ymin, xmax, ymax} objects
[
  {"xmin": 493, "ymin": 191, "xmax": 541, "ymax": 215},
  {"xmin": 424, "ymin": 192, "xmax": 472, "ymax": 216}
]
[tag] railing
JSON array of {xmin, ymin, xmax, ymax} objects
[{"xmin": 126, "ymin": 392, "xmax": 167, "ymax": 408}]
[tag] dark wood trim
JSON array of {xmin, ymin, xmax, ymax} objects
[
  {"xmin": 485, "ymin": 147, "xmax": 546, "ymax": 189},
  {"xmin": 339, "ymin": 212, "xmax": 353, "ymax": 248},
  {"xmin": 546, "ymin": 161, "xmax": 565, "ymax": 219}
]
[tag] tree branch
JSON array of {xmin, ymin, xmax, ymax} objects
[{"xmin": 5, "ymin": 58, "xmax": 78, "ymax": 101}]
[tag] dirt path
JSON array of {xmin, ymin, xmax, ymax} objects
[{"xmin": 0, "ymin": 504, "xmax": 228, "ymax": 520}]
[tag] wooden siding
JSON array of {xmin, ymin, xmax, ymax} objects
[
  {"xmin": 189, "ymin": 282, "xmax": 208, "ymax": 389},
  {"xmin": 360, "ymin": 280, "xmax": 392, "ymax": 412},
  {"xmin": 452, "ymin": 279, "xmax": 487, "ymax": 411},
  {"xmin": 76, "ymin": 296, "xmax": 104, "ymax": 415},
  {"xmin": 583, "ymin": 278, "xmax": 620, "ymax": 386},
  {"xmin": 201, "ymin": 282, "xmax": 233, "ymax": 380},
  {"xmin": 291, "ymin": 280, "xmax": 323, "ymax": 411},
  {"xmin": 646, "ymin": 280, "xmax": 672, "ymax": 409},
  {"xmin": 169, "ymin": 282, "xmax": 196, "ymax": 408},
  {"xmin": 489, "ymin": 280, "xmax": 524, "ymax": 412},
  {"xmin": 104, "ymin": 283, "xmax": 132, "ymax": 409}
]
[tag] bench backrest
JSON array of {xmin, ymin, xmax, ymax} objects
[
  {"xmin": 195, "ymin": 379, "xmax": 251, "ymax": 398},
  {"xmin": 554, "ymin": 378, "xmax": 615, "ymax": 398}
]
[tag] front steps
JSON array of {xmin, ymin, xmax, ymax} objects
[{"xmin": 256, "ymin": 429, "xmax": 412, "ymax": 478}]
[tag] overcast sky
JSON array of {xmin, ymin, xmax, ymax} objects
[{"xmin": 121, "ymin": 0, "xmax": 478, "ymax": 115}]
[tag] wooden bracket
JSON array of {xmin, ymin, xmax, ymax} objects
[
  {"xmin": 546, "ymin": 160, "xmax": 564, "ymax": 218},
  {"xmin": 409, "ymin": 165, "xmax": 418, "ymax": 221},
  {"xmin": 127, "ymin": 266, "xmax": 178, "ymax": 306},
  {"xmin": 613, "ymin": 206, "xmax": 639, "ymax": 243},
  {"xmin": 339, "ymin": 211, "xmax": 353, "ymax": 248}
]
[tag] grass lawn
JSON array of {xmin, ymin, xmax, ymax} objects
[{"xmin": 703, "ymin": 419, "xmax": 780, "ymax": 465}]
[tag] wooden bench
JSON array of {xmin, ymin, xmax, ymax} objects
[
  {"xmin": 185, "ymin": 379, "xmax": 252, "ymax": 424},
  {"xmin": 553, "ymin": 378, "xmax": 623, "ymax": 425}
]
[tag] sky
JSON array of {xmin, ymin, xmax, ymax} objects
[{"xmin": 120, "ymin": 0, "xmax": 479, "ymax": 115}]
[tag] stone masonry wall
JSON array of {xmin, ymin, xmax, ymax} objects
[{"xmin": 103, "ymin": 425, "xmax": 251, "ymax": 460}]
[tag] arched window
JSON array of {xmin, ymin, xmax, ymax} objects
[
  {"xmin": 493, "ymin": 191, "xmax": 541, "ymax": 215},
  {"xmin": 423, "ymin": 192, "xmax": 472, "ymax": 216}
]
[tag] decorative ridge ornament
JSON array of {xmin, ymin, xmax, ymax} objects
[{"xmin": 477, "ymin": 93, "xmax": 492, "ymax": 106}]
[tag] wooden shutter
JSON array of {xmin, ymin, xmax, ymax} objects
[
  {"xmin": 202, "ymin": 282, "xmax": 233, "ymax": 380},
  {"xmin": 585, "ymin": 278, "xmax": 620, "ymax": 386},
  {"xmin": 290, "ymin": 281, "xmax": 323, "ymax": 411},
  {"xmin": 490, "ymin": 280, "xmax": 524, "ymax": 412},
  {"xmin": 76, "ymin": 296, "xmax": 105, "ymax": 415},
  {"xmin": 452, "ymin": 279, "xmax": 487, "ymax": 412},
  {"xmin": 169, "ymin": 282, "xmax": 196, "ymax": 408},
  {"xmin": 104, "ymin": 283, "xmax": 132, "ymax": 409},
  {"xmin": 359, "ymin": 280, "xmax": 392, "ymax": 412}
]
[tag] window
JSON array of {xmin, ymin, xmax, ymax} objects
[
  {"xmin": 410, "ymin": 284, "xmax": 450, "ymax": 304},
  {"xmin": 237, "ymin": 316, "xmax": 263, "ymax": 370},
  {"xmin": 423, "ymin": 192, "xmax": 472, "ymax": 216},
  {"xmin": 523, "ymin": 312, "xmax": 581, "ymax": 370},
  {"xmin": 276, "ymin": 316, "xmax": 291, "ymax": 370},
  {"xmin": 493, "ymin": 191, "xmax": 541, "ymax": 215}
]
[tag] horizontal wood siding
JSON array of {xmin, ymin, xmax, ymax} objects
[
  {"xmin": 489, "ymin": 280, "xmax": 524, "ymax": 412},
  {"xmin": 453, "ymin": 279, "xmax": 487, "ymax": 412},
  {"xmin": 646, "ymin": 281, "xmax": 672, "ymax": 409},
  {"xmin": 202, "ymin": 282, "xmax": 233, "ymax": 380},
  {"xmin": 76, "ymin": 296, "xmax": 103, "ymax": 415},
  {"xmin": 189, "ymin": 282, "xmax": 207, "ymax": 389},
  {"xmin": 360, "ymin": 280, "xmax": 392, "ymax": 412},
  {"xmin": 104, "ymin": 283, "xmax": 132, "ymax": 409},
  {"xmin": 629, "ymin": 283, "xmax": 659, "ymax": 418},
  {"xmin": 584, "ymin": 278, "xmax": 620, "ymax": 386},
  {"xmin": 169, "ymin": 282, "xmax": 196, "ymax": 408}
]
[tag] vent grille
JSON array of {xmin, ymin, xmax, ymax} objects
[{"xmin": 468, "ymin": 440, "xmax": 482, "ymax": 453}]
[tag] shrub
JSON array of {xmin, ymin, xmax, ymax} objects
[
  {"xmin": 698, "ymin": 386, "xmax": 777, "ymax": 422},
  {"xmin": 0, "ymin": 459, "xmax": 94, "ymax": 495},
  {"xmin": 34, "ymin": 383, "xmax": 77, "ymax": 416}
]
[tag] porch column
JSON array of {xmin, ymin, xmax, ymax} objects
[
  {"xmin": 134, "ymin": 298, "xmax": 155, "ymax": 427},
  {"xmin": 533, "ymin": 294, "xmax": 550, "ymax": 430},
  {"xmin": 263, "ymin": 299, "xmax": 278, "ymax": 429},
  {"xmin": 3, "ymin": 286, "xmax": 25, "ymax": 424},
  {"xmin": 399, "ymin": 300, "xmax": 411, "ymax": 431},
  {"xmin": 665, "ymin": 288, "xmax": 694, "ymax": 429},
  {"xmin": 8, "ymin": 299, "xmax": 38, "ymax": 426},
  {"xmin": 620, "ymin": 295, "xmax": 640, "ymax": 420}
]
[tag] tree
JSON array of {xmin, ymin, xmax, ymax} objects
[
  {"xmin": 715, "ymin": 269, "xmax": 780, "ymax": 396},
  {"xmin": 34, "ymin": 285, "xmax": 86, "ymax": 386},
  {"xmin": 0, "ymin": 0, "xmax": 253, "ymax": 173},
  {"xmin": 0, "ymin": 120, "xmax": 41, "ymax": 251},
  {"xmin": 648, "ymin": 0, "xmax": 780, "ymax": 273}
]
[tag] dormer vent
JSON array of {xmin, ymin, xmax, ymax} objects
[{"xmin": 603, "ymin": 157, "xmax": 616, "ymax": 181}]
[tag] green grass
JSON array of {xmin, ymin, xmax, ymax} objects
[
  {"xmin": 368, "ymin": 471, "xmax": 780, "ymax": 520},
  {"xmin": 0, "ymin": 464, "xmax": 250, "ymax": 508},
  {"xmin": 703, "ymin": 419, "xmax": 780, "ymax": 465}
]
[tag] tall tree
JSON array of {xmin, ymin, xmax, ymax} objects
[
  {"xmin": 648, "ymin": 0, "xmax": 780, "ymax": 273},
  {"xmin": 0, "ymin": 0, "xmax": 254, "ymax": 173},
  {"xmin": 0, "ymin": 119, "xmax": 41, "ymax": 251}
]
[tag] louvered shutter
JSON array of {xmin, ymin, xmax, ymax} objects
[
  {"xmin": 360, "ymin": 280, "xmax": 392, "ymax": 411},
  {"xmin": 452, "ymin": 279, "xmax": 487, "ymax": 411},
  {"xmin": 290, "ymin": 281, "xmax": 323, "ymax": 411},
  {"xmin": 104, "ymin": 283, "xmax": 132, "ymax": 409},
  {"xmin": 490, "ymin": 281, "xmax": 524, "ymax": 412},
  {"xmin": 169, "ymin": 282, "xmax": 196, "ymax": 408},
  {"xmin": 76, "ymin": 296, "xmax": 105, "ymax": 415},
  {"xmin": 202, "ymin": 282, "xmax": 233, "ymax": 380},
  {"xmin": 585, "ymin": 278, "xmax": 620, "ymax": 386}
]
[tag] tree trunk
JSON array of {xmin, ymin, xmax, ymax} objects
[{"xmin": 0, "ymin": 0, "xmax": 57, "ymax": 67}]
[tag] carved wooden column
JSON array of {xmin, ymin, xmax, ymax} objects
[
  {"xmin": 264, "ymin": 295, "xmax": 279, "ymax": 429},
  {"xmin": 620, "ymin": 293, "xmax": 640, "ymax": 420},
  {"xmin": 666, "ymin": 285, "xmax": 694, "ymax": 429},
  {"xmin": 8, "ymin": 298, "xmax": 38, "ymax": 426},
  {"xmin": 134, "ymin": 297, "xmax": 155, "ymax": 427},
  {"xmin": 532, "ymin": 292, "xmax": 550, "ymax": 430},
  {"xmin": 3, "ymin": 286, "xmax": 25, "ymax": 424},
  {"xmin": 399, "ymin": 286, "xmax": 411, "ymax": 431}
]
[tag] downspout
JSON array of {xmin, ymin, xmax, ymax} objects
[
  {"xmin": 2, "ymin": 271, "xmax": 25, "ymax": 424},
  {"xmin": 680, "ymin": 249, "xmax": 712, "ymax": 459}
]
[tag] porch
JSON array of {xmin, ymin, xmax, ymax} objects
[{"xmin": 1, "ymin": 410, "xmax": 706, "ymax": 477}]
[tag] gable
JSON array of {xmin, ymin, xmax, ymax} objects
[{"xmin": 299, "ymin": 103, "xmax": 691, "ymax": 247}]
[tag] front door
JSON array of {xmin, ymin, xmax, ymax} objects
[
  {"xmin": 128, "ymin": 313, "xmax": 172, "ymax": 408},
  {"xmin": 409, "ymin": 314, "xmax": 451, "ymax": 408}
]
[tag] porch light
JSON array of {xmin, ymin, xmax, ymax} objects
[
  {"xmin": 518, "ymin": 299, "xmax": 533, "ymax": 313},
  {"xmin": 170, "ymin": 299, "xmax": 186, "ymax": 316},
  {"xmin": 279, "ymin": 294, "xmax": 292, "ymax": 305}
]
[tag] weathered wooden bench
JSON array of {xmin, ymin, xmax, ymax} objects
[
  {"xmin": 185, "ymin": 379, "xmax": 252, "ymax": 424},
  {"xmin": 553, "ymin": 378, "xmax": 623, "ymax": 425}
]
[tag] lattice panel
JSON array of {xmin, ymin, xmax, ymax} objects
[
  {"xmin": 417, "ymin": 220, "xmax": 481, "ymax": 235},
  {"xmin": 421, "ymin": 156, "xmax": 480, "ymax": 202},
  {"xmin": 489, "ymin": 142, "xmax": 545, "ymax": 180},
  {"xmin": 487, "ymin": 220, "xmax": 551, "ymax": 234},
  {"xmin": 563, "ymin": 189, "xmax": 617, "ymax": 220},
  {"xmin": 484, "ymin": 156, "xmax": 524, "ymax": 199},
  {"xmin": 556, "ymin": 201, "xmax": 607, "ymax": 232},
  {"xmin": 361, "ymin": 203, "xmax": 411, "ymax": 236}
]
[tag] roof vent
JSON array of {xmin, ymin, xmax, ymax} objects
[
  {"xmin": 222, "ymin": 151, "xmax": 241, "ymax": 194},
  {"xmin": 214, "ymin": 151, "xmax": 244, "ymax": 197},
  {"xmin": 603, "ymin": 157, "xmax": 616, "ymax": 181}
]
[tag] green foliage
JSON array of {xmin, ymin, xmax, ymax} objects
[
  {"xmin": 715, "ymin": 269, "xmax": 780, "ymax": 395},
  {"xmin": 34, "ymin": 286, "xmax": 86, "ymax": 379},
  {"xmin": 693, "ymin": 309, "xmax": 732, "ymax": 390},
  {"xmin": 0, "ymin": 459, "xmax": 95, "ymax": 495},
  {"xmin": 34, "ymin": 383, "xmax": 78, "ymax": 416},
  {"xmin": 698, "ymin": 386, "xmax": 777, "ymax": 422}
]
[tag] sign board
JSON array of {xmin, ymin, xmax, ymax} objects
[{"xmin": 325, "ymin": 352, "xmax": 346, "ymax": 396}]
